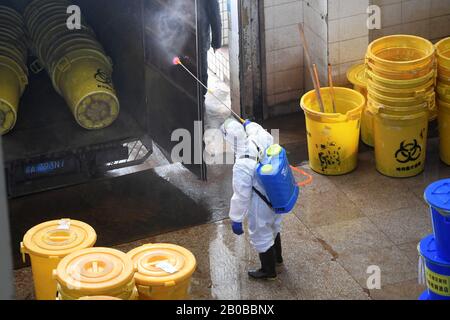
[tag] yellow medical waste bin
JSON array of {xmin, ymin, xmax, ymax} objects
[
  {"xmin": 54, "ymin": 247, "xmax": 138, "ymax": 300},
  {"xmin": 127, "ymin": 243, "xmax": 197, "ymax": 300},
  {"xmin": 371, "ymin": 106, "xmax": 429, "ymax": 178},
  {"xmin": 20, "ymin": 219, "xmax": 97, "ymax": 300},
  {"xmin": 51, "ymin": 49, "xmax": 120, "ymax": 130},
  {"xmin": 300, "ymin": 87, "xmax": 365, "ymax": 176}
]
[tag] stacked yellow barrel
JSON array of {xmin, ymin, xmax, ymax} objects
[
  {"xmin": 365, "ymin": 35, "xmax": 436, "ymax": 178},
  {"xmin": 436, "ymin": 37, "xmax": 450, "ymax": 165},
  {"xmin": 20, "ymin": 219, "xmax": 97, "ymax": 300},
  {"xmin": 0, "ymin": 6, "xmax": 28, "ymax": 135},
  {"xmin": 24, "ymin": 0, "xmax": 120, "ymax": 129},
  {"xmin": 53, "ymin": 248, "xmax": 139, "ymax": 300},
  {"xmin": 22, "ymin": 219, "xmax": 198, "ymax": 300}
]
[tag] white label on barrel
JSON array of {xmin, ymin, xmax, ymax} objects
[
  {"xmin": 156, "ymin": 261, "xmax": 178, "ymax": 274},
  {"xmin": 57, "ymin": 219, "xmax": 71, "ymax": 230}
]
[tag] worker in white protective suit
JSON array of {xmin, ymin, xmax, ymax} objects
[{"xmin": 221, "ymin": 118, "xmax": 284, "ymax": 280}]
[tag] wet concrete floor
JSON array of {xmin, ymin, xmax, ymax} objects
[{"xmin": 12, "ymin": 72, "xmax": 449, "ymax": 300}]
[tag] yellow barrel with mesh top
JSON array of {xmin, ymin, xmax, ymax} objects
[
  {"xmin": 54, "ymin": 247, "xmax": 138, "ymax": 300},
  {"xmin": 20, "ymin": 219, "xmax": 97, "ymax": 300},
  {"xmin": 127, "ymin": 244, "xmax": 197, "ymax": 300},
  {"xmin": 366, "ymin": 35, "xmax": 435, "ymax": 80}
]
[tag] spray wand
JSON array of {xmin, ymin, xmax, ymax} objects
[
  {"xmin": 173, "ymin": 58, "xmax": 312, "ymax": 186},
  {"xmin": 173, "ymin": 57, "xmax": 245, "ymax": 124}
]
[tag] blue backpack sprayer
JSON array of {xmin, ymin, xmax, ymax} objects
[
  {"xmin": 173, "ymin": 56, "xmax": 301, "ymax": 214},
  {"xmin": 253, "ymin": 143, "xmax": 300, "ymax": 214}
]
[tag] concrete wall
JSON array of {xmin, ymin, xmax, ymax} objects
[
  {"xmin": 370, "ymin": 0, "xmax": 450, "ymax": 43},
  {"xmin": 263, "ymin": 0, "xmax": 304, "ymax": 114},
  {"xmin": 328, "ymin": 0, "xmax": 369, "ymax": 86}
]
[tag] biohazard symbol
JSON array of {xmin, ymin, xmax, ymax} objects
[
  {"xmin": 95, "ymin": 69, "xmax": 112, "ymax": 84},
  {"xmin": 395, "ymin": 140, "xmax": 422, "ymax": 164}
]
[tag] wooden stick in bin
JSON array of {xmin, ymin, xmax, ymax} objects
[
  {"xmin": 298, "ymin": 23, "xmax": 325, "ymax": 113},
  {"xmin": 328, "ymin": 63, "xmax": 337, "ymax": 113}
]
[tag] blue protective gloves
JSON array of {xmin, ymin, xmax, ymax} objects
[{"xmin": 231, "ymin": 221, "xmax": 244, "ymax": 236}]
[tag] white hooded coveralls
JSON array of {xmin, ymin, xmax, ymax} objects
[{"xmin": 223, "ymin": 120, "xmax": 283, "ymax": 253}]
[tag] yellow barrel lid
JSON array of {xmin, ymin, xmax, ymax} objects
[
  {"xmin": 347, "ymin": 63, "xmax": 368, "ymax": 88},
  {"xmin": 54, "ymin": 248, "xmax": 135, "ymax": 295},
  {"xmin": 127, "ymin": 244, "xmax": 197, "ymax": 287},
  {"xmin": 21, "ymin": 219, "xmax": 96, "ymax": 258},
  {"xmin": 266, "ymin": 144, "xmax": 282, "ymax": 157}
]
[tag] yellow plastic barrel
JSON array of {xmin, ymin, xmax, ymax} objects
[
  {"xmin": 347, "ymin": 63, "xmax": 373, "ymax": 147},
  {"xmin": 54, "ymin": 247, "xmax": 138, "ymax": 300},
  {"xmin": 0, "ymin": 6, "xmax": 28, "ymax": 135},
  {"xmin": 366, "ymin": 35, "xmax": 435, "ymax": 80},
  {"xmin": 300, "ymin": 87, "xmax": 365, "ymax": 175},
  {"xmin": 367, "ymin": 88, "xmax": 435, "ymax": 110},
  {"xmin": 436, "ymin": 37, "xmax": 450, "ymax": 71},
  {"xmin": 437, "ymin": 81, "xmax": 450, "ymax": 102},
  {"xmin": 45, "ymin": 33, "xmax": 101, "ymax": 67},
  {"xmin": 367, "ymin": 77, "xmax": 434, "ymax": 99},
  {"xmin": 372, "ymin": 108, "xmax": 429, "ymax": 178},
  {"xmin": 0, "ymin": 56, "xmax": 28, "ymax": 134},
  {"xmin": 366, "ymin": 68, "xmax": 436, "ymax": 89},
  {"xmin": 52, "ymin": 49, "xmax": 120, "ymax": 129},
  {"xmin": 20, "ymin": 219, "xmax": 97, "ymax": 300},
  {"xmin": 127, "ymin": 244, "xmax": 197, "ymax": 300},
  {"xmin": 367, "ymin": 98, "xmax": 428, "ymax": 116},
  {"xmin": 25, "ymin": 0, "xmax": 120, "ymax": 130},
  {"xmin": 438, "ymin": 99, "xmax": 450, "ymax": 165}
]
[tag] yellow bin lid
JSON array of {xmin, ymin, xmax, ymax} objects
[
  {"xmin": 127, "ymin": 244, "xmax": 197, "ymax": 287},
  {"xmin": 347, "ymin": 63, "xmax": 368, "ymax": 88},
  {"xmin": 54, "ymin": 247, "xmax": 135, "ymax": 295},
  {"xmin": 21, "ymin": 219, "xmax": 97, "ymax": 258}
]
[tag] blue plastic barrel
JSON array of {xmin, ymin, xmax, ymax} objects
[
  {"xmin": 424, "ymin": 179, "xmax": 450, "ymax": 261},
  {"xmin": 419, "ymin": 291, "xmax": 441, "ymax": 300},
  {"xmin": 256, "ymin": 144, "xmax": 299, "ymax": 214},
  {"xmin": 418, "ymin": 235, "xmax": 450, "ymax": 300}
]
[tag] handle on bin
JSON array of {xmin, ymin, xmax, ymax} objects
[
  {"xmin": 164, "ymin": 281, "xmax": 176, "ymax": 287},
  {"xmin": 30, "ymin": 59, "xmax": 44, "ymax": 74},
  {"xmin": 426, "ymin": 92, "xmax": 436, "ymax": 106},
  {"xmin": 137, "ymin": 284, "xmax": 152, "ymax": 294},
  {"xmin": 57, "ymin": 57, "xmax": 71, "ymax": 73},
  {"xmin": 20, "ymin": 242, "xmax": 27, "ymax": 263}
]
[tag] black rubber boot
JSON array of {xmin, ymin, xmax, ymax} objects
[
  {"xmin": 274, "ymin": 233, "xmax": 283, "ymax": 265},
  {"xmin": 248, "ymin": 246, "xmax": 277, "ymax": 280}
]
